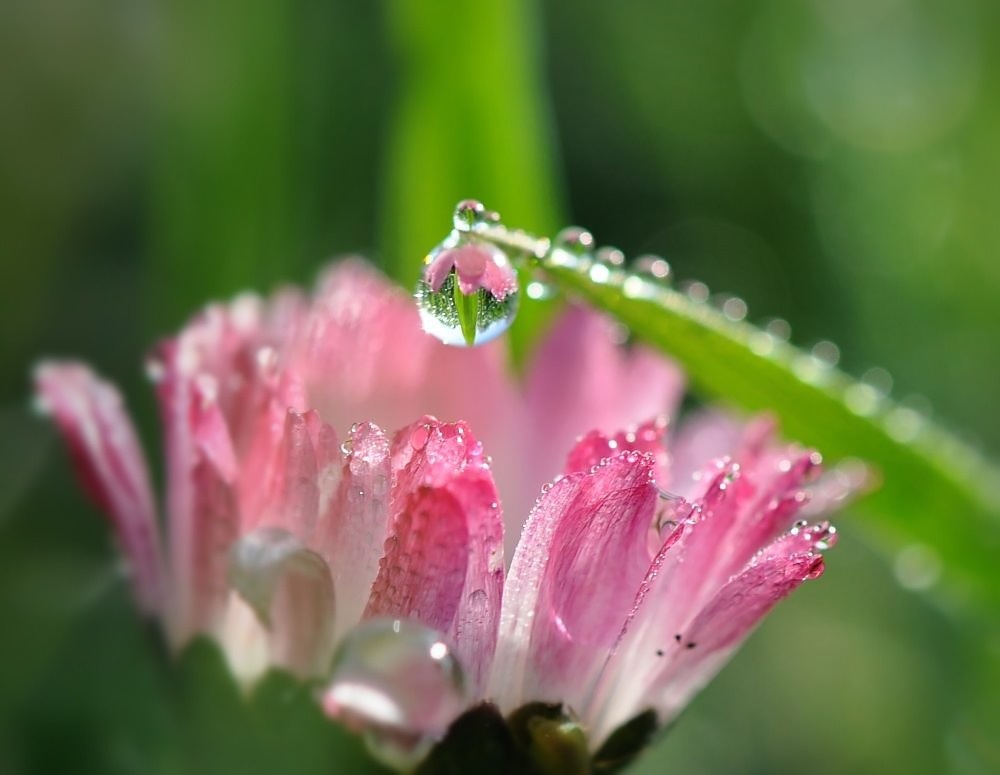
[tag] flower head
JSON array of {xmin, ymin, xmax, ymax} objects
[{"xmin": 35, "ymin": 259, "xmax": 858, "ymax": 768}]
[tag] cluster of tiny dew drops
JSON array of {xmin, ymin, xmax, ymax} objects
[
  {"xmin": 414, "ymin": 201, "xmax": 1000, "ymax": 600},
  {"xmin": 416, "ymin": 200, "xmax": 945, "ymax": 450}
]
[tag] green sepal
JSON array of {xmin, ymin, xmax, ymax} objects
[
  {"xmin": 507, "ymin": 702, "xmax": 590, "ymax": 775},
  {"xmin": 592, "ymin": 710, "xmax": 659, "ymax": 773},
  {"xmin": 416, "ymin": 703, "xmax": 532, "ymax": 775}
]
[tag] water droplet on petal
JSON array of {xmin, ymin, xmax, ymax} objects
[
  {"xmin": 804, "ymin": 562, "xmax": 825, "ymax": 581},
  {"xmin": 322, "ymin": 618, "xmax": 468, "ymax": 770},
  {"xmin": 409, "ymin": 423, "xmax": 431, "ymax": 451}
]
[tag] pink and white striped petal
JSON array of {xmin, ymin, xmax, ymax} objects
[
  {"xmin": 585, "ymin": 497, "xmax": 835, "ymax": 744},
  {"xmin": 490, "ymin": 452, "xmax": 658, "ymax": 713},
  {"xmin": 364, "ymin": 417, "xmax": 504, "ymax": 694},
  {"xmin": 517, "ymin": 307, "xmax": 684, "ymax": 546},
  {"xmin": 34, "ymin": 361, "xmax": 164, "ymax": 616},
  {"xmin": 154, "ymin": 339, "xmax": 241, "ymax": 644},
  {"xmin": 314, "ymin": 421, "xmax": 392, "ymax": 641}
]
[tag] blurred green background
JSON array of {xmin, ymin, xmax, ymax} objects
[{"xmin": 2, "ymin": 0, "xmax": 999, "ymax": 772}]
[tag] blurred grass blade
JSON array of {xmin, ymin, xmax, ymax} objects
[
  {"xmin": 147, "ymin": 2, "xmax": 298, "ymax": 330},
  {"xmin": 544, "ymin": 262, "xmax": 1000, "ymax": 613},
  {"xmin": 380, "ymin": 0, "xmax": 564, "ymax": 358}
]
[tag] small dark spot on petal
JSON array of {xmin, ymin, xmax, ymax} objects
[
  {"xmin": 674, "ymin": 634, "xmax": 682, "ymax": 642},
  {"xmin": 655, "ymin": 649, "xmax": 664, "ymax": 657},
  {"xmin": 686, "ymin": 642, "xmax": 697, "ymax": 649}
]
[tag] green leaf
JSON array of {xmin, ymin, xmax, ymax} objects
[
  {"xmin": 543, "ymin": 262, "xmax": 1000, "ymax": 614},
  {"xmin": 592, "ymin": 710, "xmax": 659, "ymax": 774}
]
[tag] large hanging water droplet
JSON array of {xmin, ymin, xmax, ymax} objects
[
  {"xmin": 322, "ymin": 618, "xmax": 469, "ymax": 769},
  {"xmin": 416, "ymin": 256, "xmax": 519, "ymax": 347}
]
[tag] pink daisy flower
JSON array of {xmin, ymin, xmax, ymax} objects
[{"xmin": 34, "ymin": 259, "xmax": 857, "ymax": 769}]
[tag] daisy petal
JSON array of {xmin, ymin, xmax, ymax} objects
[
  {"xmin": 34, "ymin": 361, "xmax": 164, "ymax": 616},
  {"xmin": 490, "ymin": 453, "xmax": 657, "ymax": 712}
]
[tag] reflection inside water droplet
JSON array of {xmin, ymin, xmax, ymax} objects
[
  {"xmin": 322, "ymin": 618, "xmax": 468, "ymax": 769},
  {"xmin": 415, "ymin": 272, "xmax": 519, "ymax": 347}
]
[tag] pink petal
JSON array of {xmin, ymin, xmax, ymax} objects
[
  {"xmin": 302, "ymin": 412, "xmax": 345, "ymax": 532},
  {"xmin": 228, "ymin": 526, "xmax": 336, "ymax": 677},
  {"xmin": 471, "ymin": 243, "xmax": 517, "ymax": 299},
  {"xmin": 584, "ymin": 465, "xmax": 834, "ymax": 742},
  {"xmin": 515, "ymin": 307, "xmax": 684, "ymax": 554},
  {"xmin": 423, "ymin": 250, "xmax": 458, "ymax": 293},
  {"xmin": 33, "ymin": 361, "xmax": 164, "ymax": 616},
  {"xmin": 588, "ymin": 545, "xmax": 824, "ymax": 743},
  {"xmin": 287, "ymin": 262, "xmax": 527, "ymax": 555},
  {"xmin": 316, "ymin": 421, "xmax": 393, "ymax": 641},
  {"xmin": 638, "ymin": 448, "xmax": 821, "ymax": 645},
  {"xmin": 423, "ymin": 243, "xmax": 518, "ymax": 299},
  {"xmin": 252, "ymin": 409, "xmax": 320, "ymax": 540},
  {"xmin": 651, "ymin": 549, "xmax": 825, "ymax": 719},
  {"xmin": 190, "ymin": 374, "xmax": 239, "ymax": 484},
  {"xmin": 411, "ymin": 344, "xmax": 524, "ymax": 558},
  {"xmin": 365, "ymin": 418, "xmax": 504, "ymax": 694},
  {"xmin": 669, "ymin": 412, "xmax": 777, "ymax": 499},
  {"xmin": 490, "ymin": 453, "xmax": 657, "ymax": 713},
  {"xmin": 801, "ymin": 458, "xmax": 872, "ymax": 517},
  {"xmin": 363, "ymin": 486, "xmax": 469, "ymax": 631},
  {"xmin": 155, "ymin": 339, "xmax": 240, "ymax": 643},
  {"xmin": 564, "ymin": 416, "xmax": 670, "ymax": 486},
  {"xmin": 298, "ymin": 261, "xmax": 435, "ymax": 435}
]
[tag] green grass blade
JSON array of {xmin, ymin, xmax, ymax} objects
[
  {"xmin": 544, "ymin": 262, "xmax": 1000, "ymax": 614},
  {"xmin": 379, "ymin": 0, "xmax": 564, "ymax": 361}
]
